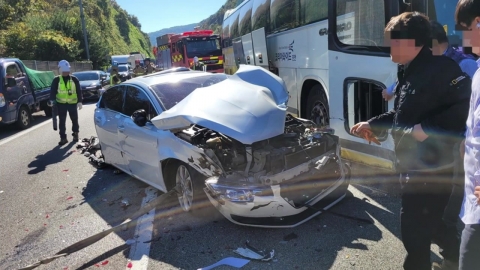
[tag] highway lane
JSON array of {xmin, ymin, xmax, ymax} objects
[
  {"xmin": 0, "ymin": 103, "xmax": 148, "ymax": 270},
  {"xmin": 0, "ymin": 102, "xmax": 446, "ymax": 270}
]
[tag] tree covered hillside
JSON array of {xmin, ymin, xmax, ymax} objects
[
  {"xmin": 0, "ymin": 0, "xmax": 152, "ymax": 69},
  {"xmin": 198, "ymin": 0, "xmax": 240, "ymax": 34}
]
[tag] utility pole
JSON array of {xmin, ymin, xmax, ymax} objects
[{"xmin": 78, "ymin": 0, "xmax": 90, "ymax": 61}]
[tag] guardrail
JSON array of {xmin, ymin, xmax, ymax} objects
[{"xmin": 22, "ymin": 60, "xmax": 93, "ymax": 75}]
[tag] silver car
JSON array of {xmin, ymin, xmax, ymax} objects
[{"xmin": 94, "ymin": 65, "xmax": 350, "ymax": 228}]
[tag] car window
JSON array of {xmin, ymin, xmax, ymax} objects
[
  {"xmin": 150, "ymin": 73, "xmax": 228, "ymax": 110},
  {"xmin": 101, "ymin": 86, "xmax": 124, "ymax": 113},
  {"xmin": 123, "ymin": 86, "xmax": 158, "ymax": 120},
  {"xmin": 5, "ymin": 64, "xmax": 20, "ymax": 78},
  {"xmin": 73, "ymin": 72, "xmax": 99, "ymax": 81}
]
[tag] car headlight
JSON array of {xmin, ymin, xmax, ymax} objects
[{"xmin": 205, "ymin": 177, "xmax": 271, "ymax": 203}]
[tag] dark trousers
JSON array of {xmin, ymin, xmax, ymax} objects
[
  {"xmin": 459, "ymin": 224, "xmax": 480, "ymax": 270},
  {"xmin": 57, "ymin": 103, "xmax": 79, "ymax": 139},
  {"xmin": 400, "ymin": 170, "xmax": 460, "ymax": 270}
]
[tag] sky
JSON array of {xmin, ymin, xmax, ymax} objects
[{"xmin": 116, "ymin": 0, "xmax": 227, "ymax": 33}]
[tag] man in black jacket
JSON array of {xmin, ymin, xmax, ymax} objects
[{"xmin": 351, "ymin": 12, "xmax": 471, "ymax": 270}]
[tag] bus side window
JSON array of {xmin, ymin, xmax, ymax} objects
[
  {"xmin": 270, "ymin": 0, "xmax": 300, "ymax": 33},
  {"xmin": 251, "ymin": 0, "xmax": 271, "ymax": 33},
  {"xmin": 300, "ymin": 0, "xmax": 327, "ymax": 25},
  {"xmin": 239, "ymin": 0, "xmax": 253, "ymax": 36}
]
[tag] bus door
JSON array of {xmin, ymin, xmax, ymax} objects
[
  {"xmin": 327, "ymin": 0, "xmax": 398, "ymax": 170},
  {"xmin": 241, "ymin": 33, "xmax": 256, "ymax": 65},
  {"xmin": 251, "ymin": 27, "xmax": 270, "ymax": 70}
]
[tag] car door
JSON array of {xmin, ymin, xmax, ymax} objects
[
  {"xmin": 118, "ymin": 85, "xmax": 167, "ymax": 191},
  {"xmin": 94, "ymin": 85, "xmax": 129, "ymax": 172}
]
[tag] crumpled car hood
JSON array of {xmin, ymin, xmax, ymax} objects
[{"xmin": 151, "ymin": 65, "xmax": 289, "ymax": 145}]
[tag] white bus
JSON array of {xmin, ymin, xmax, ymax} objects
[{"xmin": 222, "ymin": 0, "xmax": 464, "ymax": 171}]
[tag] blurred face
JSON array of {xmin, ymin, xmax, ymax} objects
[
  {"xmin": 385, "ymin": 32, "xmax": 423, "ymax": 64},
  {"xmin": 461, "ymin": 18, "xmax": 480, "ymax": 55}
]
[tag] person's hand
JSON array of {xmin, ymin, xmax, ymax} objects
[
  {"xmin": 412, "ymin": 124, "xmax": 429, "ymax": 142},
  {"xmin": 460, "ymin": 139, "xmax": 466, "ymax": 160},
  {"xmin": 47, "ymin": 100, "xmax": 54, "ymax": 107},
  {"xmin": 475, "ymin": 186, "xmax": 480, "ymax": 204},
  {"xmin": 350, "ymin": 122, "xmax": 371, "ymax": 135},
  {"xmin": 77, "ymin": 102, "xmax": 82, "ymax": 110},
  {"xmin": 382, "ymin": 89, "xmax": 394, "ymax": 101}
]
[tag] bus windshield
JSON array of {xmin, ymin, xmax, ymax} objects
[{"xmin": 185, "ymin": 38, "xmax": 222, "ymax": 58}]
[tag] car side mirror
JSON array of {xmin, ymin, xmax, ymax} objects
[
  {"xmin": 132, "ymin": 109, "xmax": 147, "ymax": 127},
  {"xmin": 101, "ymin": 76, "xmax": 106, "ymax": 80},
  {"xmin": 6, "ymin": 77, "xmax": 16, "ymax": 87}
]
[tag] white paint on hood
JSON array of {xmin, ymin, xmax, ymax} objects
[{"xmin": 151, "ymin": 65, "xmax": 289, "ymax": 145}]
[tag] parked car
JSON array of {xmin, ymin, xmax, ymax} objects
[
  {"xmin": 117, "ymin": 64, "xmax": 133, "ymax": 82},
  {"xmin": 72, "ymin": 70, "xmax": 108, "ymax": 100},
  {"xmin": 0, "ymin": 58, "xmax": 53, "ymax": 129},
  {"xmin": 94, "ymin": 65, "xmax": 350, "ymax": 228}
]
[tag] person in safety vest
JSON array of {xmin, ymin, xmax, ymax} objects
[
  {"xmin": 110, "ymin": 62, "xmax": 121, "ymax": 86},
  {"xmin": 133, "ymin": 60, "xmax": 144, "ymax": 77},
  {"xmin": 144, "ymin": 58, "xmax": 155, "ymax": 74},
  {"xmin": 191, "ymin": 56, "xmax": 206, "ymax": 71},
  {"xmin": 48, "ymin": 60, "xmax": 83, "ymax": 145}
]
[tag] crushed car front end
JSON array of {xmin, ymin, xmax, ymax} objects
[{"xmin": 199, "ymin": 116, "xmax": 350, "ymax": 228}]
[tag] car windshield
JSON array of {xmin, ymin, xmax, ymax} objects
[
  {"xmin": 118, "ymin": 65, "xmax": 128, "ymax": 72},
  {"xmin": 73, "ymin": 72, "xmax": 99, "ymax": 81},
  {"xmin": 185, "ymin": 38, "xmax": 221, "ymax": 58},
  {"xmin": 150, "ymin": 73, "xmax": 228, "ymax": 110}
]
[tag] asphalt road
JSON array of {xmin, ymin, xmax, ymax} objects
[{"xmin": 0, "ymin": 103, "xmax": 444, "ymax": 270}]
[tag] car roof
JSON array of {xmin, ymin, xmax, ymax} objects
[
  {"xmin": 126, "ymin": 70, "xmax": 224, "ymax": 88},
  {"xmin": 73, "ymin": 70, "xmax": 101, "ymax": 74}
]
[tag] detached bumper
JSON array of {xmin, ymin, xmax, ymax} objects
[{"xmin": 204, "ymin": 157, "xmax": 350, "ymax": 228}]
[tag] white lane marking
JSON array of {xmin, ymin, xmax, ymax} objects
[
  {"xmin": 0, "ymin": 118, "xmax": 52, "ymax": 146},
  {"xmin": 126, "ymin": 187, "xmax": 157, "ymax": 270}
]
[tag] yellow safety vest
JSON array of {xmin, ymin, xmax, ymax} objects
[
  {"xmin": 110, "ymin": 74, "xmax": 120, "ymax": 86},
  {"xmin": 56, "ymin": 76, "xmax": 78, "ymax": 104}
]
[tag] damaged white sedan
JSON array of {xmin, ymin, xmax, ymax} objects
[{"xmin": 94, "ymin": 65, "xmax": 350, "ymax": 228}]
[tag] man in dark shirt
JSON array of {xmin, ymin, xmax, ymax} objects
[
  {"xmin": 351, "ymin": 12, "xmax": 471, "ymax": 270},
  {"xmin": 48, "ymin": 60, "xmax": 83, "ymax": 145}
]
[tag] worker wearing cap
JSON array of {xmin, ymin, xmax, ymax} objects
[
  {"xmin": 48, "ymin": 60, "xmax": 83, "ymax": 145},
  {"xmin": 191, "ymin": 56, "xmax": 206, "ymax": 71},
  {"xmin": 110, "ymin": 62, "xmax": 121, "ymax": 86},
  {"xmin": 144, "ymin": 58, "xmax": 155, "ymax": 74},
  {"xmin": 133, "ymin": 60, "xmax": 144, "ymax": 77}
]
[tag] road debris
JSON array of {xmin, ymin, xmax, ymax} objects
[
  {"xmin": 233, "ymin": 241, "xmax": 274, "ymax": 262},
  {"xmin": 197, "ymin": 257, "xmax": 250, "ymax": 270}
]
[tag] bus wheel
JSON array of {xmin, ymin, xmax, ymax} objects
[{"xmin": 306, "ymin": 85, "xmax": 329, "ymax": 127}]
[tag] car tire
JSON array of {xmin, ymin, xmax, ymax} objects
[
  {"xmin": 16, "ymin": 105, "xmax": 32, "ymax": 130},
  {"xmin": 171, "ymin": 161, "xmax": 220, "ymax": 219},
  {"xmin": 306, "ymin": 84, "xmax": 330, "ymax": 127}
]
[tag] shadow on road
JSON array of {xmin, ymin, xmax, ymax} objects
[{"xmin": 27, "ymin": 141, "xmax": 76, "ymax": 174}]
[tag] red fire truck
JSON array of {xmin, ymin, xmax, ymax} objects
[{"xmin": 154, "ymin": 29, "xmax": 224, "ymax": 73}]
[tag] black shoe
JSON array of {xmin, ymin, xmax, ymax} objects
[
  {"xmin": 72, "ymin": 132, "xmax": 79, "ymax": 141},
  {"xmin": 59, "ymin": 138, "xmax": 68, "ymax": 145}
]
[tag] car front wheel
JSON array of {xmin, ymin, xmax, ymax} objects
[{"xmin": 176, "ymin": 164, "xmax": 195, "ymax": 212}]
